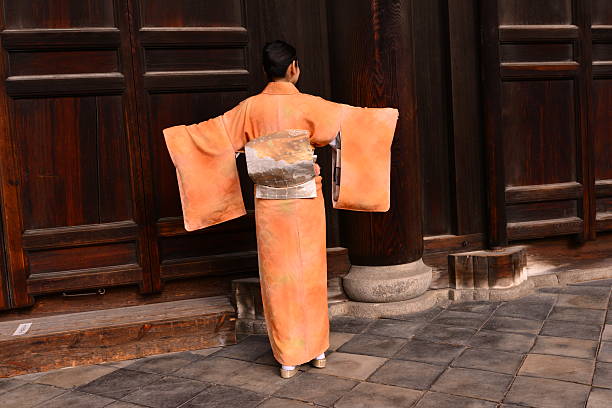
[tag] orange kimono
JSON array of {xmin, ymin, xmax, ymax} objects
[{"xmin": 163, "ymin": 81, "xmax": 398, "ymax": 365}]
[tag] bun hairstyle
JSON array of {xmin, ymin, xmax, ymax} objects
[{"xmin": 262, "ymin": 40, "xmax": 297, "ymax": 80}]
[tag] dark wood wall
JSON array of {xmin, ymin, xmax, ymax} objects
[
  {"xmin": 0, "ymin": 0, "xmax": 610, "ymax": 310},
  {"xmin": 481, "ymin": 0, "xmax": 612, "ymax": 246},
  {"xmin": 0, "ymin": 0, "xmax": 333, "ymax": 310}
]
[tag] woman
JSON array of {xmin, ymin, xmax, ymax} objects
[{"xmin": 163, "ymin": 40, "xmax": 398, "ymax": 378}]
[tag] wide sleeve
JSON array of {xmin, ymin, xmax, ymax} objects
[
  {"xmin": 163, "ymin": 103, "xmax": 248, "ymax": 232},
  {"xmin": 332, "ymin": 104, "xmax": 398, "ymax": 212}
]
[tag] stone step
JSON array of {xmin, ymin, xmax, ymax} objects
[{"xmin": 0, "ymin": 296, "xmax": 236, "ymax": 377}]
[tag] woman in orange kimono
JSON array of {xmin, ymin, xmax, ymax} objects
[{"xmin": 163, "ymin": 41, "xmax": 398, "ymax": 378}]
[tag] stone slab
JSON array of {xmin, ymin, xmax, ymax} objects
[
  {"xmin": 415, "ymin": 391, "xmax": 497, "ymax": 408},
  {"xmin": 273, "ymin": 372, "xmax": 357, "ymax": 406},
  {"xmin": 468, "ymin": 330, "xmax": 536, "ymax": 353},
  {"xmin": 452, "ymin": 348, "xmax": 523, "ymax": 374},
  {"xmin": 519, "ymin": 354, "xmax": 594, "ymax": 384},
  {"xmin": 312, "ymin": 351, "xmax": 387, "ymax": 380},
  {"xmin": 532, "ymin": 336, "xmax": 599, "ymax": 359},
  {"xmin": 368, "ymin": 359, "xmax": 445, "ymax": 390},
  {"xmin": 334, "ymin": 382, "xmax": 422, "ymax": 408},
  {"xmin": 393, "ymin": 339, "xmax": 465, "ymax": 366},
  {"xmin": 483, "ymin": 315, "xmax": 543, "ymax": 334},
  {"xmin": 337, "ymin": 334, "xmax": 408, "ymax": 358},
  {"xmin": 504, "ymin": 376, "xmax": 590, "ymax": 408},
  {"xmin": 592, "ymin": 361, "xmax": 612, "ymax": 389},
  {"xmin": 121, "ymin": 376, "xmax": 208, "ymax": 408},
  {"xmin": 431, "ymin": 367, "xmax": 513, "ymax": 402}
]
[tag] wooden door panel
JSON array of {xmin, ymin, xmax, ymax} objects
[
  {"xmin": 502, "ymin": 80, "xmax": 577, "ymax": 187},
  {"xmin": 592, "ymin": 0, "xmax": 612, "ymax": 230},
  {"xmin": 129, "ymin": 0, "xmax": 258, "ymax": 284},
  {"xmin": 4, "ymin": 0, "xmax": 115, "ymax": 28},
  {"xmin": 482, "ymin": 0, "xmax": 594, "ymax": 244},
  {"xmin": 498, "ymin": 0, "xmax": 573, "ymax": 25},
  {"xmin": 140, "ymin": 0, "xmax": 243, "ymax": 27},
  {"xmin": 0, "ymin": 0, "xmax": 150, "ymax": 306}
]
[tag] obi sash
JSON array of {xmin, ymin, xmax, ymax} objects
[{"xmin": 244, "ymin": 129, "xmax": 317, "ymax": 199}]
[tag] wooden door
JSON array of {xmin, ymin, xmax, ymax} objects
[
  {"xmin": 481, "ymin": 0, "xmax": 598, "ymax": 246},
  {"xmin": 0, "ymin": 0, "xmax": 152, "ymax": 307},
  {"xmin": 127, "ymin": 0, "xmax": 259, "ymax": 286},
  {"xmin": 592, "ymin": 1, "xmax": 612, "ymax": 231}
]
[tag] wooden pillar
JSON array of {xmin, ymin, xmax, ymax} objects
[{"xmin": 327, "ymin": 0, "xmax": 422, "ymax": 266}]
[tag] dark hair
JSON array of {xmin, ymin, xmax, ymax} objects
[{"xmin": 262, "ymin": 40, "xmax": 297, "ymax": 80}]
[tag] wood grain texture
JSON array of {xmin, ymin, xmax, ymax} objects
[
  {"xmin": 328, "ymin": 0, "xmax": 423, "ymax": 265},
  {"xmin": 0, "ymin": 296, "xmax": 236, "ymax": 377}
]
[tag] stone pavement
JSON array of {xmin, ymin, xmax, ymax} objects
[{"xmin": 1, "ymin": 279, "xmax": 612, "ymax": 408}]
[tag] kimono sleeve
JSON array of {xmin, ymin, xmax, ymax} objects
[
  {"xmin": 333, "ymin": 105, "xmax": 398, "ymax": 212},
  {"xmin": 163, "ymin": 103, "xmax": 248, "ymax": 232}
]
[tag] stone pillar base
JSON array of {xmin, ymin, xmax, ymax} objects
[{"xmin": 342, "ymin": 259, "xmax": 432, "ymax": 303}]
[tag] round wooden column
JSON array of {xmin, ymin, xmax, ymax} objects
[
  {"xmin": 327, "ymin": 0, "xmax": 429, "ymax": 306},
  {"xmin": 328, "ymin": 0, "xmax": 423, "ymax": 265}
]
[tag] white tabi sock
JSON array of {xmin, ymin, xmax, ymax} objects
[
  {"xmin": 281, "ymin": 364, "xmax": 296, "ymax": 371},
  {"xmin": 315, "ymin": 352, "xmax": 325, "ymax": 360}
]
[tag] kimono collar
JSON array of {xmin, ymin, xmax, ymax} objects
[{"xmin": 262, "ymin": 81, "xmax": 300, "ymax": 95}]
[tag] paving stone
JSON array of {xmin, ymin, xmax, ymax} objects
[
  {"xmin": 557, "ymin": 294, "xmax": 609, "ymax": 310},
  {"xmin": 125, "ymin": 352, "xmax": 201, "ymax": 375},
  {"xmin": 103, "ymin": 358, "xmax": 142, "ymax": 368},
  {"xmin": 386, "ymin": 306, "xmax": 445, "ymax": 322},
  {"xmin": 225, "ymin": 361, "xmax": 303, "ymax": 394},
  {"xmin": 504, "ymin": 376, "xmax": 590, "ymax": 408},
  {"xmin": 76, "ymin": 368, "xmax": 162, "ymax": 399},
  {"xmin": 311, "ymin": 351, "xmax": 386, "ymax": 380},
  {"xmin": 189, "ymin": 347, "xmax": 222, "ymax": 357},
  {"xmin": 540, "ymin": 320, "xmax": 602, "ymax": 341},
  {"xmin": 106, "ymin": 402, "xmax": 145, "ymax": 408},
  {"xmin": 15, "ymin": 370, "xmax": 51, "ymax": 382},
  {"xmin": 0, "ymin": 383, "xmax": 65, "ymax": 408},
  {"xmin": 337, "ymin": 334, "xmax": 408, "ymax": 358},
  {"xmin": 607, "ymin": 313, "xmax": 612, "ymax": 324},
  {"xmin": 572, "ymin": 279, "xmax": 612, "ymax": 287},
  {"xmin": 483, "ymin": 315, "xmax": 542, "ymax": 334},
  {"xmin": 274, "ymin": 372, "xmax": 357, "ymax": 406},
  {"xmin": 393, "ymin": 339, "xmax": 465, "ymax": 366},
  {"xmin": 334, "ymin": 381, "xmax": 422, "ymax": 408},
  {"xmin": 587, "ymin": 387, "xmax": 612, "ymax": 408},
  {"xmin": 532, "ymin": 336, "xmax": 598, "ymax": 359},
  {"xmin": 468, "ymin": 330, "xmax": 536, "ymax": 353},
  {"xmin": 181, "ymin": 383, "xmax": 266, "ymax": 408},
  {"xmin": 254, "ymin": 350, "xmax": 281, "ymax": 366},
  {"xmin": 447, "ymin": 301, "xmax": 500, "ymax": 315},
  {"xmin": 0, "ymin": 378, "xmax": 27, "ymax": 395},
  {"xmin": 212, "ymin": 335, "xmax": 271, "ymax": 361},
  {"xmin": 257, "ymin": 397, "xmax": 314, "ymax": 407},
  {"xmin": 452, "ymin": 348, "xmax": 523, "ymax": 374},
  {"xmin": 40, "ymin": 390, "xmax": 115, "ymax": 408},
  {"xmin": 413, "ymin": 324, "xmax": 477, "ymax": 346},
  {"xmin": 494, "ymin": 300, "xmax": 554, "ymax": 321},
  {"xmin": 519, "ymin": 353, "xmax": 594, "ymax": 384},
  {"xmin": 431, "ymin": 367, "xmax": 512, "ymax": 402},
  {"xmin": 34, "ymin": 364, "xmax": 117, "ymax": 388},
  {"xmin": 432, "ymin": 310, "xmax": 490, "ymax": 329},
  {"xmin": 121, "ymin": 376, "xmax": 209, "ymax": 408},
  {"xmin": 548, "ymin": 306, "xmax": 606, "ymax": 325},
  {"xmin": 541, "ymin": 285, "xmax": 610, "ymax": 297},
  {"xmin": 329, "ymin": 332, "xmax": 355, "ymax": 350},
  {"xmin": 364, "ymin": 319, "xmax": 425, "ymax": 338},
  {"xmin": 368, "ymin": 359, "xmax": 445, "ymax": 390},
  {"xmin": 592, "ymin": 361, "xmax": 612, "ymax": 389},
  {"xmin": 330, "ymin": 316, "xmax": 376, "ymax": 333},
  {"xmin": 598, "ymin": 341, "xmax": 612, "ymax": 362},
  {"xmin": 603, "ymin": 324, "xmax": 612, "ymax": 342},
  {"xmin": 415, "ymin": 391, "xmax": 497, "ymax": 408},
  {"xmin": 173, "ymin": 356, "xmax": 251, "ymax": 384}
]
